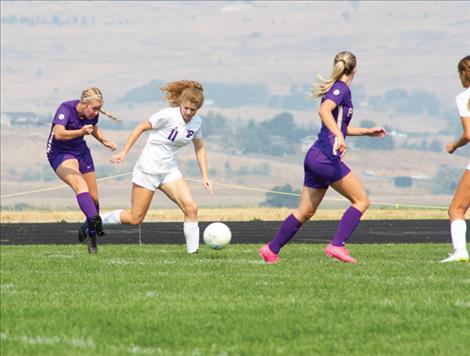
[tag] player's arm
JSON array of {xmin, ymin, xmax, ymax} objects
[
  {"xmin": 347, "ymin": 126, "xmax": 386, "ymax": 137},
  {"xmin": 53, "ymin": 123, "xmax": 93, "ymax": 140},
  {"xmin": 193, "ymin": 138, "xmax": 213, "ymax": 193},
  {"xmin": 110, "ymin": 120, "xmax": 152, "ymax": 163},
  {"xmin": 92, "ymin": 125, "xmax": 116, "ymax": 151},
  {"xmin": 319, "ymin": 99, "xmax": 346, "ymax": 154},
  {"xmin": 447, "ymin": 117, "xmax": 470, "ymax": 153}
]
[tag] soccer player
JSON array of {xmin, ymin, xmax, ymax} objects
[
  {"xmin": 440, "ymin": 55, "xmax": 470, "ymax": 263},
  {"xmin": 260, "ymin": 51, "xmax": 386, "ymax": 264},
  {"xmin": 102, "ymin": 80, "xmax": 212, "ymax": 254},
  {"xmin": 46, "ymin": 87, "xmax": 118, "ymax": 253}
]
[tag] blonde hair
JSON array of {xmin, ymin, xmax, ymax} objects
[
  {"xmin": 457, "ymin": 55, "xmax": 470, "ymax": 110},
  {"xmin": 160, "ymin": 80, "xmax": 204, "ymax": 109},
  {"xmin": 312, "ymin": 51, "xmax": 357, "ymax": 99},
  {"xmin": 80, "ymin": 87, "xmax": 121, "ymax": 121}
]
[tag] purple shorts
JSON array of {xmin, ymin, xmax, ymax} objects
[
  {"xmin": 47, "ymin": 148, "xmax": 95, "ymax": 174},
  {"xmin": 303, "ymin": 147, "xmax": 350, "ymax": 189}
]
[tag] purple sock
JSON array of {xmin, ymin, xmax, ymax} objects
[
  {"xmin": 76, "ymin": 192, "xmax": 98, "ymax": 236},
  {"xmin": 269, "ymin": 214, "xmax": 302, "ymax": 254},
  {"xmin": 331, "ymin": 206, "xmax": 363, "ymax": 247}
]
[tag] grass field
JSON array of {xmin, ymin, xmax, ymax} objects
[{"xmin": 1, "ymin": 243, "xmax": 469, "ymax": 355}]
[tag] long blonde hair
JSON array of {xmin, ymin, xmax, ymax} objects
[
  {"xmin": 160, "ymin": 80, "xmax": 204, "ymax": 109},
  {"xmin": 457, "ymin": 55, "xmax": 470, "ymax": 110},
  {"xmin": 80, "ymin": 87, "xmax": 121, "ymax": 121},
  {"xmin": 312, "ymin": 51, "xmax": 357, "ymax": 99}
]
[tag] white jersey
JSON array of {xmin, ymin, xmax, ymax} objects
[
  {"xmin": 455, "ymin": 88, "xmax": 470, "ymax": 170},
  {"xmin": 456, "ymin": 87, "xmax": 470, "ymax": 117},
  {"xmin": 135, "ymin": 107, "xmax": 202, "ymax": 174}
]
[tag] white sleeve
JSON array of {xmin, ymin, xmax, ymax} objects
[
  {"xmin": 148, "ymin": 110, "xmax": 169, "ymax": 129},
  {"xmin": 194, "ymin": 126, "xmax": 202, "ymax": 139},
  {"xmin": 456, "ymin": 92, "xmax": 470, "ymax": 117}
]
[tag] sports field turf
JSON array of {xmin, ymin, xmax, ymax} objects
[{"xmin": 1, "ymin": 244, "xmax": 469, "ymax": 355}]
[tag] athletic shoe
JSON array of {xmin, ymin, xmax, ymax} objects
[
  {"xmin": 78, "ymin": 223, "xmax": 88, "ymax": 242},
  {"xmin": 325, "ymin": 243, "xmax": 357, "ymax": 264},
  {"xmin": 259, "ymin": 244, "xmax": 279, "ymax": 264},
  {"xmin": 440, "ymin": 250, "xmax": 469, "ymax": 263},
  {"xmin": 92, "ymin": 215, "xmax": 105, "ymax": 236},
  {"xmin": 87, "ymin": 236, "xmax": 98, "ymax": 254}
]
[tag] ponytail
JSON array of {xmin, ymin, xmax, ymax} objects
[{"xmin": 311, "ymin": 51, "xmax": 357, "ymax": 99}]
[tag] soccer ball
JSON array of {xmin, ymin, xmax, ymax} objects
[{"xmin": 203, "ymin": 222, "xmax": 232, "ymax": 250}]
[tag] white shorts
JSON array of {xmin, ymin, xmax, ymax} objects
[
  {"xmin": 467, "ymin": 162, "xmax": 470, "ymax": 171},
  {"xmin": 132, "ymin": 167, "xmax": 182, "ymax": 191}
]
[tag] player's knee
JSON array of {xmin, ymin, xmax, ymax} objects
[
  {"xmin": 448, "ymin": 204, "xmax": 465, "ymax": 219},
  {"xmin": 355, "ymin": 197, "xmax": 370, "ymax": 212},
  {"xmin": 295, "ymin": 209, "xmax": 314, "ymax": 223},
  {"xmin": 128, "ymin": 214, "xmax": 145, "ymax": 225},
  {"xmin": 183, "ymin": 202, "xmax": 198, "ymax": 218}
]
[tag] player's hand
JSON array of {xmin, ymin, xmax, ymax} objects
[
  {"xmin": 334, "ymin": 134, "xmax": 347, "ymax": 157},
  {"xmin": 446, "ymin": 143, "xmax": 456, "ymax": 154},
  {"xmin": 81, "ymin": 124, "xmax": 94, "ymax": 135},
  {"xmin": 110, "ymin": 152, "xmax": 126, "ymax": 164},
  {"xmin": 368, "ymin": 127, "xmax": 387, "ymax": 137},
  {"xmin": 203, "ymin": 178, "xmax": 213, "ymax": 194},
  {"xmin": 103, "ymin": 140, "xmax": 117, "ymax": 151}
]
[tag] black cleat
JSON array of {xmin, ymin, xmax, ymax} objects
[
  {"xmin": 92, "ymin": 215, "xmax": 105, "ymax": 237},
  {"xmin": 87, "ymin": 236, "xmax": 98, "ymax": 254},
  {"xmin": 78, "ymin": 223, "xmax": 88, "ymax": 242}
]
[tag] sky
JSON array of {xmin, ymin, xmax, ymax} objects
[{"xmin": 1, "ymin": 0, "xmax": 470, "ymax": 118}]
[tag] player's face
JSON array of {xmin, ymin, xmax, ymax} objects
[
  {"xmin": 180, "ymin": 101, "xmax": 199, "ymax": 122},
  {"xmin": 83, "ymin": 100, "xmax": 103, "ymax": 119}
]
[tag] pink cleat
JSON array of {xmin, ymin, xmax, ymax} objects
[
  {"xmin": 259, "ymin": 244, "xmax": 279, "ymax": 264},
  {"xmin": 325, "ymin": 243, "xmax": 357, "ymax": 264}
]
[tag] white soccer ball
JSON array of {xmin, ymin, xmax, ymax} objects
[{"xmin": 203, "ymin": 222, "xmax": 232, "ymax": 250}]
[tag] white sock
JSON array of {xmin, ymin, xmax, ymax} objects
[
  {"xmin": 450, "ymin": 219, "xmax": 467, "ymax": 253},
  {"xmin": 102, "ymin": 209, "xmax": 123, "ymax": 225},
  {"xmin": 184, "ymin": 221, "xmax": 199, "ymax": 254}
]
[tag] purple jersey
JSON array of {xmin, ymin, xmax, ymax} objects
[
  {"xmin": 313, "ymin": 81, "xmax": 353, "ymax": 158},
  {"xmin": 46, "ymin": 100, "xmax": 98, "ymax": 154}
]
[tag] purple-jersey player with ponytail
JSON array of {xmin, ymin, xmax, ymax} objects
[
  {"xmin": 260, "ymin": 51, "xmax": 386, "ymax": 264},
  {"xmin": 46, "ymin": 87, "xmax": 118, "ymax": 253}
]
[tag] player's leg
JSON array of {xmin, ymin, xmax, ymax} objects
[
  {"xmin": 260, "ymin": 186, "xmax": 327, "ymax": 264},
  {"xmin": 159, "ymin": 176, "xmax": 200, "ymax": 253},
  {"xmin": 80, "ymin": 171, "xmax": 104, "ymax": 241},
  {"xmin": 441, "ymin": 170, "xmax": 470, "ymax": 262},
  {"xmin": 325, "ymin": 171, "xmax": 370, "ymax": 263},
  {"xmin": 102, "ymin": 167, "xmax": 155, "ymax": 226},
  {"xmin": 119, "ymin": 184, "xmax": 155, "ymax": 225},
  {"xmin": 55, "ymin": 158, "xmax": 100, "ymax": 252}
]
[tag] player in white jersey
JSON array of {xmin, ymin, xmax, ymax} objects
[
  {"xmin": 102, "ymin": 80, "xmax": 212, "ymax": 254},
  {"xmin": 441, "ymin": 55, "xmax": 470, "ymax": 263}
]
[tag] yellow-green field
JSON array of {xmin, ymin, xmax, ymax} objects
[{"xmin": 0, "ymin": 207, "xmax": 451, "ymax": 223}]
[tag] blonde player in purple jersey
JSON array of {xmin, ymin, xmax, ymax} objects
[
  {"xmin": 102, "ymin": 80, "xmax": 212, "ymax": 254},
  {"xmin": 46, "ymin": 87, "xmax": 118, "ymax": 253},
  {"xmin": 260, "ymin": 51, "xmax": 386, "ymax": 264},
  {"xmin": 440, "ymin": 55, "xmax": 470, "ymax": 263}
]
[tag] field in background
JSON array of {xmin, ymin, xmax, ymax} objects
[
  {"xmin": 1, "ymin": 244, "xmax": 469, "ymax": 355},
  {"xmin": 0, "ymin": 207, "xmax": 451, "ymax": 223}
]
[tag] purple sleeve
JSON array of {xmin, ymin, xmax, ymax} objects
[
  {"xmin": 323, "ymin": 82, "xmax": 346, "ymax": 107},
  {"xmin": 52, "ymin": 103, "xmax": 71, "ymax": 126}
]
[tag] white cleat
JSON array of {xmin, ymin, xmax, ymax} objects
[{"xmin": 440, "ymin": 250, "xmax": 469, "ymax": 263}]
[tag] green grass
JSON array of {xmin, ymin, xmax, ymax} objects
[{"xmin": 1, "ymin": 244, "xmax": 469, "ymax": 355}]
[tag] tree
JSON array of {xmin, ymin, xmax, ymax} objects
[
  {"xmin": 261, "ymin": 184, "xmax": 300, "ymax": 208},
  {"xmin": 431, "ymin": 165, "xmax": 462, "ymax": 194}
]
